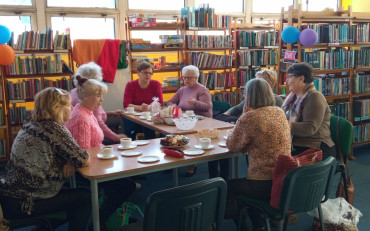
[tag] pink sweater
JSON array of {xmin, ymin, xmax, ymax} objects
[
  {"xmin": 65, "ymin": 104, "xmax": 104, "ymax": 149},
  {"xmin": 70, "ymin": 88, "xmax": 118, "ymax": 141},
  {"xmin": 123, "ymin": 79, "xmax": 163, "ymax": 108},
  {"xmin": 167, "ymin": 83, "xmax": 213, "ymax": 118}
]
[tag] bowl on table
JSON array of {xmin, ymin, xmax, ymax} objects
[{"xmin": 172, "ymin": 117, "xmax": 198, "ymax": 131}]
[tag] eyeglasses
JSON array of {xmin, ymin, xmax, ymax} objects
[
  {"xmin": 140, "ymin": 71, "xmax": 153, "ymax": 76},
  {"xmin": 182, "ymin": 76, "xmax": 197, "ymax": 80}
]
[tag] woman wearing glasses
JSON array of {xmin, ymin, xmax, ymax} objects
[
  {"xmin": 123, "ymin": 61, "xmax": 163, "ymax": 139},
  {"xmin": 215, "ymin": 69, "xmax": 283, "ymax": 123},
  {"xmin": 0, "ymin": 88, "xmax": 91, "ymax": 230},
  {"xmin": 167, "ymin": 65, "xmax": 213, "ymax": 176}
]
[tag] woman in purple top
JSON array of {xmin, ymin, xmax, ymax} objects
[
  {"xmin": 167, "ymin": 65, "xmax": 213, "ymax": 176},
  {"xmin": 167, "ymin": 65, "xmax": 213, "ymax": 118}
]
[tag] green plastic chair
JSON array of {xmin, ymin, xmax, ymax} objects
[
  {"xmin": 212, "ymin": 100, "xmax": 231, "ymax": 114},
  {"xmin": 236, "ymin": 157, "xmax": 337, "ymax": 231},
  {"xmin": 121, "ymin": 177, "xmax": 227, "ymax": 231},
  {"xmin": 329, "ymin": 115, "xmax": 354, "ymax": 203}
]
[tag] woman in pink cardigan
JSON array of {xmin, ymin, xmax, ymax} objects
[
  {"xmin": 70, "ymin": 62, "xmax": 126, "ymax": 145},
  {"xmin": 65, "ymin": 76, "xmax": 136, "ymax": 230}
]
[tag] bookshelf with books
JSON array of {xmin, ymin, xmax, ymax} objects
[
  {"xmin": 125, "ymin": 16, "xmax": 185, "ymax": 97},
  {"xmin": 278, "ymin": 5, "xmax": 370, "ymax": 158},
  {"xmin": 0, "ymin": 30, "xmax": 74, "ymax": 160}
]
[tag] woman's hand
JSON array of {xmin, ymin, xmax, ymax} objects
[
  {"xmin": 140, "ymin": 103, "xmax": 150, "ymax": 111},
  {"xmin": 116, "ymin": 134, "xmax": 127, "ymax": 141},
  {"xmin": 187, "ymin": 98, "xmax": 197, "ymax": 105},
  {"xmin": 63, "ymin": 163, "xmax": 76, "ymax": 178}
]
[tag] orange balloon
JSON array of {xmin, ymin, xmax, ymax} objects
[{"xmin": 0, "ymin": 44, "xmax": 15, "ymax": 65}]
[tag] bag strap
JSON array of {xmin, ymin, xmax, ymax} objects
[{"xmin": 336, "ymin": 117, "xmax": 352, "ymax": 184}]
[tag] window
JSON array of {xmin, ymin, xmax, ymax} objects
[
  {"xmin": 47, "ymin": 0, "xmax": 115, "ymax": 8},
  {"xmin": 0, "ymin": 0, "xmax": 32, "ymax": 6},
  {"xmin": 253, "ymin": 0, "xmax": 292, "ymax": 13},
  {"xmin": 195, "ymin": 0, "xmax": 243, "ymax": 13},
  {"xmin": 128, "ymin": 0, "xmax": 184, "ymax": 11},
  {"xmin": 0, "ymin": 16, "xmax": 32, "ymax": 44},
  {"xmin": 306, "ymin": 0, "xmax": 338, "ymax": 11},
  {"xmin": 51, "ymin": 17, "xmax": 115, "ymax": 42}
]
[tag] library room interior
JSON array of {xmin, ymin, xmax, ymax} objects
[{"xmin": 0, "ymin": 0, "xmax": 369, "ymax": 230}]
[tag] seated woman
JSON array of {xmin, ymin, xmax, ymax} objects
[
  {"xmin": 215, "ymin": 69, "xmax": 283, "ymax": 123},
  {"xmin": 167, "ymin": 65, "xmax": 213, "ymax": 176},
  {"xmin": 0, "ymin": 87, "xmax": 91, "ymax": 231},
  {"xmin": 123, "ymin": 61, "xmax": 163, "ymax": 139},
  {"xmin": 65, "ymin": 76, "xmax": 136, "ymax": 230},
  {"xmin": 282, "ymin": 62, "xmax": 335, "ymax": 160},
  {"xmin": 70, "ymin": 62, "xmax": 126, "ymax": 145},
  {"xmin": 225, "ymin": 78, "xmax": 291, "ymax": 230}
]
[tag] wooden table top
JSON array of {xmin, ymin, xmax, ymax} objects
[
  {"xmin": 121, "ymin": 112, "xmax": 234, "ymax": 135},
  {"xmin": 79, "ymin": 129, "xmax": 234, "ymax": 179}
]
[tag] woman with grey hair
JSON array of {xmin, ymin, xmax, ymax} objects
[
  {"xmin": 70, "ymin": 62, "xmax": 127, "ymax": 145},
  {"xmin": 225, "ymin": 78, "xmax": 291, "ymax": 230}
]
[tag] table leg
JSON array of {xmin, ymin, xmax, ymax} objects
[
  {"xmin": 234, "ymin": 156, "xmax": 239, "ymax": 178},
  {"xmin": 173, "ymin": 168, "xmax": 179, "ymax": 187},
  {"xmin": 91, "ymin": 179, "xmax": 100, "ymax": 231}
]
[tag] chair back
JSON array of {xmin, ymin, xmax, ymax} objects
[
  {"xmin": 212, "ymin": 100, "xmax": 231, "ymax": 114},
  {"xmin": 278, "ymin": 157, "xmax": 337, "ymax": 214},
  {"xmin": 329, "ymin": 115, "xmax": 353, "ymax": 157},
  {"xmin": 143, "ymin": 177, "xmax": 227, "ymax": 231}
]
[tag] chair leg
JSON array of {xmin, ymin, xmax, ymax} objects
[
  {"xmin": 341, "ymin": 170, "xmax": 350, "ymax": 203},
  {"xmin": 237, "ymin": 207, "xmax": 248, "ymax": 231},
  {"xmin": 264, "ymin": 217, "xmax": 272, "ymax": 231},
  {"xmin": 318, "ymin": 204, "xmax": 325, "ymax": 231}
]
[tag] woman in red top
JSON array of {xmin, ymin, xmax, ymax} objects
[{"xmin": 123, "ymin": 61, "xmax": 163, "ymax": 139}]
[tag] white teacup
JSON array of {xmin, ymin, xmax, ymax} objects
[
  {"xmin": 186, "ymin": 110, "xmax": 195, "ymax": 116},
  {"xmin": 126, "ymin": 107, "xmax": 134, "ymax": 113},
  {"xmin": 142, "ymin": 111, "xmax": 151, "ymax": 119},
  {"xmin": 120, "ymin": 138, "xmax": 132, "ymax": 148},
  {"xmin": 101, "ymin": 146, "xmax": 113, "ymax": 157},
  {"xmin": 199, "ymin": 137, "xmax": 211, "ymax": 149}
]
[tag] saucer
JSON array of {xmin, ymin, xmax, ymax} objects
[
  {"xmin": 133, "ymin": 140, "xmax": 150, "ymax": 146},
  {"xmin": 137, "ymin": 155, "xmax": 160, "ymax": 163},
  {"xmin": 97, "ymin": 153, "xmax": 116, "ymax": 159},
  {"xmin": 184, "ymin": 149, "xmax": 205, "ymax": 156},
  {"xmin": 139, "ymin": 115, "xmax": 150, "ymax": 120},
  {"xmin": 223, "ymin": 136, "xmax": 228, "ymax": 140},
  {"xmin": 118, "ymin": 143, "xmax": 137, "ymax": 150},
  {"xmin": 121, "ymin": 150, "xmax": 142, "ymax": 157},
  {"xmin": 218, "ymin": 142, "xmax": 226, "ymax": 147},
  {"xmin": 147, "ymin": 118, "xmax": 152, "ymax": 122},
  {"xmin": 125, "ymin": 111, "xmax": 135, "ymax": 115},
  {"xmin": 133, "ymin": 112, "xmax": 142, "ymax": 116},
  {"xmin": 194, "ymin": 144, "xmax": 215, "ymax": 150}
]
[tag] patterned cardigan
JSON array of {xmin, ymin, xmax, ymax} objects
[{"xmin": 0, "ymin": 119, "xmax": 89, "ymax": 214}]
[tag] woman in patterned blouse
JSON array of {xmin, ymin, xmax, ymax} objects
[
  {"xmin": 225, "ymin": 78, "xmax": 291, "ymax": 231},
  {"xmin": 0, "ymin": 87, "xmax": 91, "ymax": 230}
]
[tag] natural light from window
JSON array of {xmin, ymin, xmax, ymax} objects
[
  {"xmin": 51, "ymin": 17, "xmax": 115, "ymax": 44},
  {"xmin": 253, "ymin": 0, "xmax": 292, "ymax": 13},
  {"xmin": 47, "ymin": 0, "xmax": 115, "ymax": 8},
  {"xmin": 195, "ymin": 0, "xmax": 243, "ymax": 13},
  {"xmin": 0, "ymin": 0, "xmax": 31, "ymax": 5},
  {"xmin": 0, "ymin": 16, "xmax": 32, "ymax": 44},
  {"xmin": 128, "ymin": 0, "xmax": 184, "ymax": 10},
  {"xmin": 306, "ymin": 0, "xmax": 338, "ymax": 11}
]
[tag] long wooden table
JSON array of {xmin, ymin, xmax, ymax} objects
[{"xmin": 79, "ymin": 130, "xmax": 241, "ymax": 231}]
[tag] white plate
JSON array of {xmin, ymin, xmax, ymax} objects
[
  {"xmin": 223, "ymin": 136, "xmax": 228, "ymax": 140},
  {"xmin": 139, "ymin": 115, "xmax": 151, "ymax": 120},
  {"xmin": 121, "ymin": 150, "xmax": 142, "ymax": 157},
  {"xmin": 117, "ymin": 143, "xmax": 138, "ymax": 150},
  {"xmin": 133, "ymin": 112, "xmax": 142, "ymax": 116},
  {"xmin": 133, "ymin": 140, "xmax": 150, "ymax": 146},
  {"xmin": 194, "ymin": 144, "xmax": 215, "ymax": 150},
  {"xmin": 218, "ymin": 142, "xmax": 226, "ymax": 147},
  {"xmin": 184, "ymin": 149, "xmax": 205, "ymax": 156},
  {"xmin": 97, "ymin": 153, "xmax": 116, "ymax": 159},
  {"xmin": 147, "ymin": 118, "xmax": 152, "ymax": 122},
  {"xmin": 137, "ymin": 155, "xmax": 160, "ymax": 163}
]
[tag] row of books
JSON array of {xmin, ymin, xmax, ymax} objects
[
  {"xmin": 0, "ymin": 107, "xmax": 4, "ymax": 125},
  {"xmin": 313, "ymin": 77, "xmax": 350, "ymax": 96},
  {"xmin": 353, "ymin": 99, "xmax": 370, "ymax": 121},
  {"xmin": 198, "ymin": 71, "xmax": 234, "ymax": 90},
  {"xmin": 353, "ymin": 123, "xmax": 370, "ymax": 143},
  {"xmin": 354, "ymin": 73, "xmax": 370, "ymax": 93},
  {"xmin": 302, "ymin": 48, "xmax": 355, "ymax": 70},
  {"xmin": 0, "ymin": 140, "xmax": 6, "ymax": 158},
  {"xmin": 10, "ymin": 28, "xmax": 71, "ymax": 50},
  {"xmin": 186, "ymin": 35, "xmax": 232, "ymax": 48},
  {"xmin": 356, "ymin": 23, "xmax": 370, "ymax": 43},
  {"xmin": 189, "ymin": 52, "xmax": 233, "ymax": 69},
  {"xmin": 237, "ymin": 69, "xmax": 260, "ymax": 87},
  {"xmin": 10, "ymin": 106, "xmax": 28, "ymax": 125},
  {"xmin": 329, "ymin": 102, "xmax": 350, "ymax": 119},
  {"xmin": 237, "ymin": 49, "xmax": 278, "ymax": 67},
  {"xmin": 353, "ymin": 47, "xmax": 370, "ymax": 67},
  {"xmin": 211, "ymin": 90, "xmax": 239, "ymax": 106},
  {"xmin": 0, "ymin": 85, "xmax": 2, "ymax": 101},
  {"xmin": 237, "ymin": 31, "xmax": 278, "ymax": 47},
  {"xmin": 181, "ymin": 5, "xmax": 231, "ymax": 28},
  {"xmin": 306, "ymin": 24, "xmax": 356, "ymax": 43},
  {"xmin": 5, "ymin": 54, "xmax": 67, "ymax": 75},
  {"xmin": 7, "ymin": 78, "xmax": 73, "ymax": 101}
]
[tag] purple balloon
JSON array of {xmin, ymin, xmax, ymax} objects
[{"xmin": 299, "ymin": 29, "xmax": 318, "ymax": 47}]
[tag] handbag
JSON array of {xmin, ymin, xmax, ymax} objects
[
  {"xmin": 335, "ymin": 117, "xmax": 354, "ymax": 205},
  {"xmin": 105, "ymin": 202, "xmax": 144, "ymax": 231}
]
